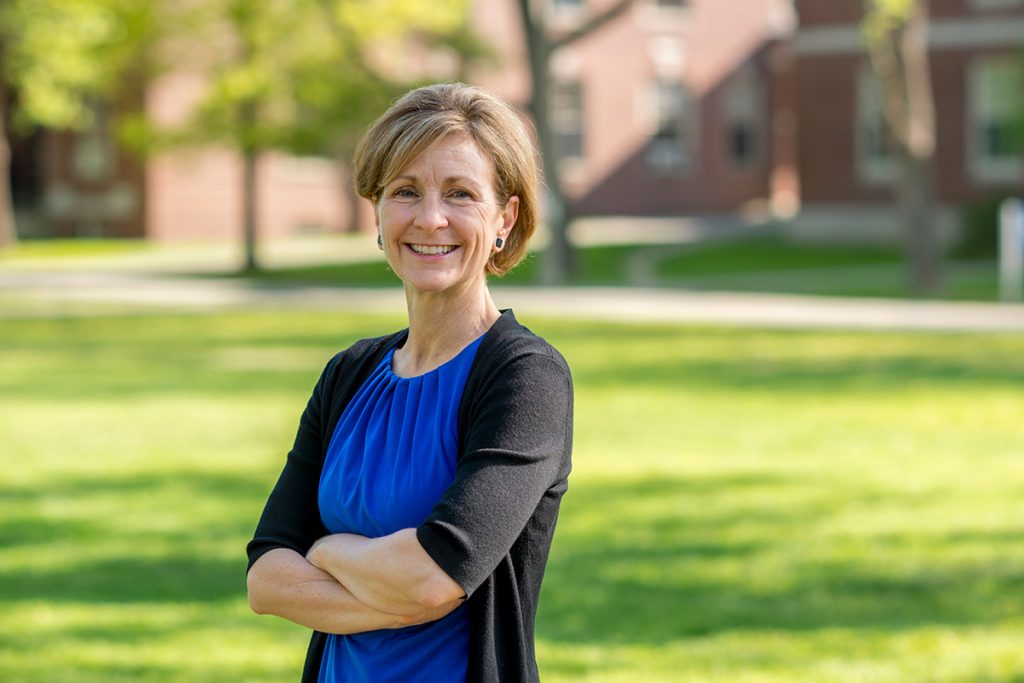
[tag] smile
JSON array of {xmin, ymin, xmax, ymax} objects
[{"xmin": 409, "ymin": 244, "xmax": 457, "ymax": 255}]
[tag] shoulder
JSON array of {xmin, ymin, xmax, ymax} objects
[
  {"xmin": 470, "ymin": 310, "xmax": 572, "ymax": 392},
  {"xmin": 477, "ymin": 310, "xmax": 569, "ymax": 371}
]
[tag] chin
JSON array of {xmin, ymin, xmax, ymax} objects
[{"xmin": 401, "ymin": 272, "xmax": 486, "ymax": 296}]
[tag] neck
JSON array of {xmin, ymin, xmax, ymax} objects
[{"xmin": 396, "ymin": 281, "xmax": 500, "ymax": 377}]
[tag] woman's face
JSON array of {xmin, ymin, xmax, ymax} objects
[{"xmin": 376, "ymin": 133, "xmax": 518, "ymax": 298}]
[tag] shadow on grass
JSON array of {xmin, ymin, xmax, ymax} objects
[
  {"xmin": 0, "ymin": 554, "xmax": 246, "ymax": 604},
  {"xmin": 0, "ymin": 471, "xmax": 270, "ymax": 604},
  {"xmin": 543, "ymin": 323, "xmax": 1024, "ymax": 393},
  {"xmin": 538, "ymin": 475, "xmax": 1024, "ymax": 647},
  {"xmin": 6, "ymin": 317, "xmax": 1024, "ymax": 405}
]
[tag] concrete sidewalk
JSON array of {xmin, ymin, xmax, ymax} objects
[
  {"xmin": 3, "ymin": 267, "xmax": 1024, "ymax": 332},
  {"xmin": 4, "ymin": 230, "xmax": 1024, "ymax": 330}
]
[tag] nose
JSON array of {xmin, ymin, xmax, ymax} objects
[{"xmin": 415, "ymin": 193, "xmax": 448, "ymax": 230}]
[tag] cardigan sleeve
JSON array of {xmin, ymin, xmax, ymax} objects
[
  {"xmin": 246, "ymin": 358, "xmax": 335, "ymax": 572},
  {"xmin": 415, "ymin": 349, "xmax": 573, "ymax": 596}
]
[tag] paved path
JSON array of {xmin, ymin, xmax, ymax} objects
[
  {"xmin": 3, "ymin": 267, "xmax": 1024, "ymax": 332},
  {"xmin": 3, "ymin": 231, "xmax": 1024, "ymax": 331}
]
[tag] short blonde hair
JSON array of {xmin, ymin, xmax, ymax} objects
[{"xmin": 353, "ymin": 82, "xmax": 541, "ymax": 276}]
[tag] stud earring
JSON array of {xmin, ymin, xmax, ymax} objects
[
  {"xmin": 377, "ymin": 232, "xmax": 383, "ymax": 249},
  {"xmin": 495, "ymin": 237, "xmax": 504, "ymax": 249}
]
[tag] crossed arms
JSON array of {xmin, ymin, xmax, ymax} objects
[
  {"xmin": 245, "ymin": 348, "xmax": 572, "ymax": 637},
  {"xmin": 247, "ymin": 529, "xmax": 464, "ymax": 635}
]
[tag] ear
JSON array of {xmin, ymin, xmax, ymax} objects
[{"xmin": 500, "ymin": 195, "xmax": 519, "ymax": 238}]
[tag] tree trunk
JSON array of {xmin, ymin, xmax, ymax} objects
[
  {"xmin": 242, "ymin": 146, "xmax": 259, "ymax": 272},
  {"xmin": 516, "ymin": 0, "xmax": 575, "ymax": 284},
  {"xmin": 864, "ymin": 0, "xmax": 942, "ymax": 295},
  {"xmin": 899, "ymin": 151, "xmax": 940, "ymax": 293},
  {"xmin": 336, "ymin": 148, "xmax": 362, "ymax": 233},
  {"xmin": 0, "ymin": 81, "xmax": 18, "ymax": 249},
  {"xmin": 898, "ymin": 2, "xmax": 941, "ymax": 294}
]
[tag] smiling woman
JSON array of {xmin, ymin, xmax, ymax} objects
[
  {"xmin": 374, "ymin": 133, "xmax": 520, "ymax": 303},
  {"xmin": 246, "ymin": 83, "xmax": 573, "ymax": 683}
]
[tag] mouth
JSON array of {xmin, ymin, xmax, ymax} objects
[{"xmin": 408, "ymin": 244, "xmax": 457, "ymax": 256}]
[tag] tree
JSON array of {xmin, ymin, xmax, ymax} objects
[
  {"xmin": 514, "ymin": 0, "xmax": 632, "ymax": 284},
  {"xmin": 145, "ymin": 0, "xmax": 475, "ymax": 272},
  {"xmin": 862, "ymin": 0, "xmax": 942, "ymax": 295},
  {"xmin": 0, "ymin": 0, "xmax": 158, "ymax": 248}
]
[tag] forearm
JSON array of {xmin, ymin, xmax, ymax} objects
[
  {"xmin": 247, "ymin": 548, "xmax": 457, "ymax": 634},
  {"xmin": 306, "ymin": 529, "xmax": 465, "ymax": 616}
]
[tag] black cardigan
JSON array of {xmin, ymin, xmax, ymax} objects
[{"xmin": 247, "ymin": 310, "xmax": 574, "ymax": 682}]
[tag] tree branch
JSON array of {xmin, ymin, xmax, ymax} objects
[{"xmin": 550, "ymin": 0, "xmax": 633, "ymax": 52}]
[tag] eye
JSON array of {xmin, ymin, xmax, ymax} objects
[
  {"xmin": 393, "ymin": 187, "xmax": 418, "ymax": 198},
  {"xmin": 448, "ymin": 189, "xmax": 473, "ymax": 200}
]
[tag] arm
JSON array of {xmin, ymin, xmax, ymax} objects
[
  {"xmin": 306, "ymin": 529, "xmax": 465, "ymax": 616},
  {"xmin": 246, "ymin": 344, "xmax": 463, "ymax": 633},
  {"xmin": 416, "ymin": 351, "xmax": 573, "ymax": 596},
  {"xmin": 309, "ymin": 351, "xmax": 572, "ymax": 610},
  {"xmin": 248, "ymin": 548, "xmax": 462, "ymax": 634}
]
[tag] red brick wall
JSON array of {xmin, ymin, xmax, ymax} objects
[
  {"xmin": 794, "ymin": 0, "xmax": 1024, "ymax": 205},
  {"xmin": 470, "ymin": 0, "xmax": 790, "ymax": 216},
  {"xmin": 144, "ymin": 72, "xmax": 351, "ymax": 241}
]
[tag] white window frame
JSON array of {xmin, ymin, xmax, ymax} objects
[
  {"xmin": 548, "ymin": 0, "xmax": 586, "ymax": 30},
  {"xmin": 966, "ymin": 57, "xmax": 1024, "ymax": 185},
  {"xmin": 634, "ymin": 0, "xmax": 692, "ymax": 30},
  {"xmin": 640, "ymin": 79, "xmax": 696, "ymax": 173},
  {"xmin": 723, "ymin": 65, "xmax": 764, "ymax": 168},
  {"xmin": 551, "ymin": 79, "xmax": 586, "ymax": 164},
  {"xmin": 856, "ymin": 66, "xmax": 900, "ymax": 185}
]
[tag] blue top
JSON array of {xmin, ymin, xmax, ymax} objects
[{"xmin": 317, "ymin": 334, "xmax": 485, "ymax": 683}]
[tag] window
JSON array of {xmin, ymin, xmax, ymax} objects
[
  {"xmin": 723, "ymin": 67, "xmax": 762, "ymax": 167},
  {"xmin": 968, "ymin": 58, "xmax": 1024, "ymax": 184},
  {"xmin": 856, "ymin": 66, "xmax": 900, "ymax": 184},
  {"xmin": 549, "ymin": 0, "xmax": 585, "ymax": 28},
  {"xmin": 636, "ymin": 0, "xmax": 692, "ymax": 27},
  {"xmin": 551, "ymin": 80, "xmax": 585, "ymax": 162},
  {"xmin": 645, "ymin": 80, "xmax": 692, "ymax": 171}
]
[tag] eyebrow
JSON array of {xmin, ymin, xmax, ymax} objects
[{"xmin": 390, "ymin": 174, "xmax": 484, "ymax": 188}]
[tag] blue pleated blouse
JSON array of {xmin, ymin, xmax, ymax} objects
[{"xmin": 316, "ymin": 334, "xmax": 485, "ymax": 683}]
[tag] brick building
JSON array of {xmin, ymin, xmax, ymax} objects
[
  {"xmin": 470, "ymin": 0, "xmax": 799, "ymax": 218},
  {"xmin": 790, "ymin": 0, "xmax": 1024, "ymax": 242},
  {"xmin": 6, "ymin": 0, "xmax": 1024, "ymax": 243}
]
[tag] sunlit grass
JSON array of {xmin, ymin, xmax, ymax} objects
[
  {"xmin": 221, "ymin": 236, "xmax": 1002, "ymax": 300},
  {"xmin": 2, "ymin": 310, "xmax": 1023, "ymax": 681},
  {"xmin": 0, "ymin": 238, "xmax": 153, "ymax": 260}
]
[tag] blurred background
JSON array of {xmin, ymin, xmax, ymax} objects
[
  {"xmin": 2, "ymin": 1, "xmax": 1024, "ymax": 682},
  {"xmin": 0, "ymin": 0, "xmax": 1021, "ymax": 294}
]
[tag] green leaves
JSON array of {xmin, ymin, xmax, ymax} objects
[
  {"xmin": 0, "ymin": 0, "xmax": 159, "ymax": 131},
  {"xmin": 159, "ymin": 0, "xmax": 475, "ymax": 157}
]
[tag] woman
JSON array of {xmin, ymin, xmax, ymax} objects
[{"xmin": 246, "ymin": 82, "xmax": 573, "ymax": 683}]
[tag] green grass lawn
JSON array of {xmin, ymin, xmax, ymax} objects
[
  {"xmin": 219, "ymin": 235, "xmax": 1002, "ymax": 301},
  {"xmin": 2, "ymin": 309, "xmax": 1023, "ymax": 682},
  {"xmin": 0, "ymin": 238, "xmax": 153, "ymax": 261},
  {"xmin": 650, "ymin": 237, "xmax": 1000, "ymax": 300}
]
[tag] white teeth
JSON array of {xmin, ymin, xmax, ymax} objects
[{"xmin": 410, "ymin": 244, "xmax": 455, "ymax": 255}]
